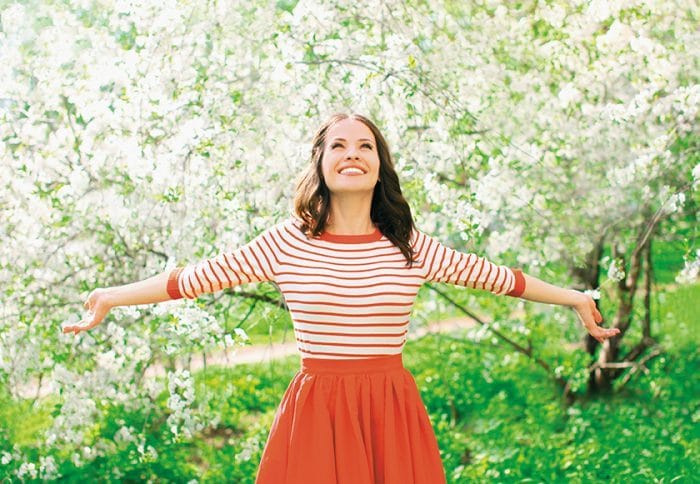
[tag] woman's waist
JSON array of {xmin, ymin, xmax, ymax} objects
[{"xmin": 300, "ymin": 353, "xmax": 405, "ymax": 375}]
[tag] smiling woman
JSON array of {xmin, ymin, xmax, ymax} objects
[
  {"xmin": 69, "ymin": 112, "xmax": 618, "ymax": 484},
  {"xmin": 294, "ymin": 113, "xmax": 419, "ymax": 267}
]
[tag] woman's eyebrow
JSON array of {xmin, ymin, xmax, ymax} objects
[{"xmin": 330, "ymin": 137, "xmax": 374, "ymax": 143}]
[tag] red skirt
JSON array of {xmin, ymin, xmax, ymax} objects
[{"xmin": 255, "ymin": 354, "xmax": 447, "ymax": 484}]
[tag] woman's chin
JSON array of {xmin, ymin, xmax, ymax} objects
[{"xmin": 328, "ymin": 185, "xmax": 376, "ymax": 196}]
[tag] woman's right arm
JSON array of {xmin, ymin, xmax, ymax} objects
[
  {"xmin": 65, "ymin": 220, "xmax": 283, "ymax": 336},
  {"xmin": 63, "ymin": 270, "xmax": 173, "ymax": 336}
]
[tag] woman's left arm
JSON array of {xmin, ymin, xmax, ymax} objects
[{"xmin": 519, "ymin": 273, "xmax": 620, "ymax": 344}]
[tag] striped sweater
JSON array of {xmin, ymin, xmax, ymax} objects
[{"xmin": 167, "ymin": 217, "xmax": 526, "ymax": 359}]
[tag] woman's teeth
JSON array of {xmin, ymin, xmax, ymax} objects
[{"xmin": 340, "ymin": 168, "xmax": 364, "ymax": 175}]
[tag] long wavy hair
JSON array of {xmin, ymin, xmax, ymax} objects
[{"xmin": 293, "ymin": 113, "xmax": 418, "ymax": 267}]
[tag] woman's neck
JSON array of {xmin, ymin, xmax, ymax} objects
[{"xmin": 325, "ymin": 196, "xmax": 374, "ymax": 235}]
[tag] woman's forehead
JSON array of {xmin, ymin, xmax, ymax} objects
[{"xmin": 326, "ymin": 118, "xmax": 375, "ymax": 141}]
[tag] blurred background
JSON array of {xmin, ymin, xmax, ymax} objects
[{"xmin": 0, "ymin": 0, "xmax": 697, "ymax": 481}]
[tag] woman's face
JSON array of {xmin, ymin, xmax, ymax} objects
[{"xmin": 320, "ymin": 118, "xmax": 380, "ymax": 197}]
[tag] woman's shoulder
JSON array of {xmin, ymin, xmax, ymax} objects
[
  {"xmin": 409, "ymin": 225, "xmax": 426, "ymax": 242},
  {"xmin": 248, "ymin": 215, "xmax": 299, "ymax": 239},
  {"xmin": 266, "ymin": 214, "xmax": 304, "ymax": 237},
  {"xmin": 281, "ymin": 215, "xmax": 304, "ymax": 233}
]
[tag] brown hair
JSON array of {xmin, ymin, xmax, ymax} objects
[{"xmin": 293, "ymin": 113, "xmax": 418, "ymax": 267}]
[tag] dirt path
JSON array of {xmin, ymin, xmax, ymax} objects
[{"xmin": 17, "ymin": 316, "xmax": 478, "ymax": 399}]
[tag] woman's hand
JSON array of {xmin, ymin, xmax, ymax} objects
[
  {"xmin": 63, "ymin": 288, "xmax": 114, "ymax": 336},
  {"xmin": 571, "ymin": 291, "xmax": 620, "ymax": 344}
]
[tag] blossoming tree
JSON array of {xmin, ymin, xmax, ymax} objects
[{"xmin": 0, "ymin": 0, "xmax": 697, "ymax": 477}]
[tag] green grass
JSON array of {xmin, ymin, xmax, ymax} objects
[
  {"xmin": 244, "ymin": 321, "xmax": 294, "ymax": 346},
  {"xmin": 405, "ymin": 283, "xmax": 699, "ymax": 482}
]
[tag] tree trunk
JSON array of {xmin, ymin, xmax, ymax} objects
[
  {"xmin": 593, "ymin": 238, "xmax": 647, "ymax": 391},
  {"xmin": 570, "ymin": 238, "xmax": 606, "ymax": 394}
]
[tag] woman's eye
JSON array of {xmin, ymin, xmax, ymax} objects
[{"xmin": 330, "ymin": 142, "xmax": 372, "ymax": 149}]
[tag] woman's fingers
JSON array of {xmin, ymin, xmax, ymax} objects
[
  {"xmin": 65, "ymin": 290, "xmax": 109, "ymax": 335},
  {"xmin": 586, "ymin": 297, "xmax": 604, "ymax": 324},
  {"xmin": 575, "ymin": 299, "xmax": 619, "ymax": 343},
  {"xmin": 84, "ymin": 290, "xmax": 97, "ymax": 310},
  {"xmin": 63, "ymin": 306, "xmax": 107, "ymax": 335},
  {"xmin": 588, "ymin": 324, "xmax": 620, "ymax": 344},
  {"xmin": 592, "ymin": 302, "xmax": 603, "ymax": 323},
  {"xmin": 63, "ymin": 313, "xmax": 93, "ymax": 335}
]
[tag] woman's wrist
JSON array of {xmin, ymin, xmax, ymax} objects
[
  {"xmin": 520, "ymin": 274, "xmax": 590, "ymax": 307},
  {"xmin": 567, "ymin": 289, "xmax": 590, "ymax": 309},
  {"xmin": 99, "ymin": 287, "xmax": 119, "ymax": 309}
]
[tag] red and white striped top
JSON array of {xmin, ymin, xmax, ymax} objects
[{"xmin": 167, "ymin": 217, "xmax": 526, "ymax": 360}]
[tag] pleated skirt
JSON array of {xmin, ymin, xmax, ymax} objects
[{"xmin": 255, "ymin": 354, "xmax": 447, "ymax": 484}]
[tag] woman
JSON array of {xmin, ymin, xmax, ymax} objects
[{"xmin": 64, "ymin": 113, "xmax": 619, "ymax": 483}]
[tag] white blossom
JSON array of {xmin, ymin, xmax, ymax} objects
[
  {"xmin": 558, "ymin": 84, "xmax": 582, "ymax": 107},
  {"xmin": 16, "ymin": 462, "xmax": 38, "ymax": 480},
  {"xmin": 676, "ymin": 250, "xmax": 700, "ymax": 285},
  {"xmin": 166, "ymin": 369, "xmax": 204, "ymax": 440},
  {"xmin": 234, "ymin": 327, "xmax": 250, "ymax": 342},
  {"xmin": 39, "ymin": 456, "xmax": 59, "ymax": 480},
  {"xmin": 664, "ymin": 192, "xmax": 686, "ymax": 214},
  {"xmin": 607, "ymin": 260, "xmax": 626, "ymax": 282}
]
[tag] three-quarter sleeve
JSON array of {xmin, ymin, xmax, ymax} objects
[
  {"xmin": 167, "ymin": 226, "xmax": 279, "ymax": 300},
  {"xmin": 414, "ymin": 229, "xmax": 526, "ymax": 297}
]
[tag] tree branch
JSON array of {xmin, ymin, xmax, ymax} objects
[
  {"xmin": 617, "ymin": 346, "xmax": 664, "ymax": 388},
  {"xmin": 426, "ymin": 284, "xmax": 556, "ymax": 377},
  {"xmin": 621, "ymin": 336, "xmax": 657, "ymax": 363},
  {"xmin": 227, "ymin": 290, "xmax": 286, "ymax": 309}
]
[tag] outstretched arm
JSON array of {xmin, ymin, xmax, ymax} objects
[
  {"xmin": 63, "ymin": 271, "xmax": 173, "ymax": 336},
  {"xmin": 411, "ymin": 229, "xmax": 618, "ymax": 343},
  {"xmin": 519, "ymin": 273, "xmax": 619, "ymax": 344},
  {"xmin": 64, "ymin": 222, "xmax": 282, "ymax": 336}
]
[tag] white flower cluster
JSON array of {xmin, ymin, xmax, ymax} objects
[
  {"xmin": 45, "ymin": 377, "xmax": 97, "ymax": 447},
  {"xmin": 17, "ymin": 462, "xmax": 38, "ymax": 480},
  {"xmin": 607, "ymin": 259, "xmax": 626, "ymax": 282},
  {"xmin": 136, "ymin": 440, "xmax": 159, "ymax": 463},
  {"xmin": 508, "ymin": 321, "xmax": 531, "ymax": 337},
  {"xmin": 664, "ymin": 192, "xmax": 686, "ymax": 215},
  {"xmin": 114, "ymin": 425, "xmax": 137, "ymax": 446},
  {"xmin": 39, "ymin": 456, "xmax": 59, "ymax": 480},
  {"xmin": 486, "ymin": 227, "xmax": 523, "ymax": 258},
  {"xmin": 235, "ymin": 434, "xmax": 262, "ymax": 463},
  {"xmin": 0, "ymin": 450, "xmax": 13, "ymax": 466},
  {"xmin": 473, "ymin": 168, "xmax": 509, "ymax": 212},
  {"xmin": 676, "ymin": 250, "xmax": 700, "ymax": 285},
  {"xmin": 218, "ymin": 326, "xmax": 256, "ymax": 360},
  {"xmin": 2, "ymin": 447, "xmax": 58, "ymax": 479},
  {"xmin": 166, "ymin": 369, "xmax": 204, "ymax": 441},
  {"xmin": 0, "ymin": 322, "xmax": 47, "ymax": 396},
  {"xmin": 157, "ymin": 303, "xmax": 225, "ymax": 356},
  {"xmin": 45, "ymin": 321, "xmax": 156, "ymax": 458}
]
